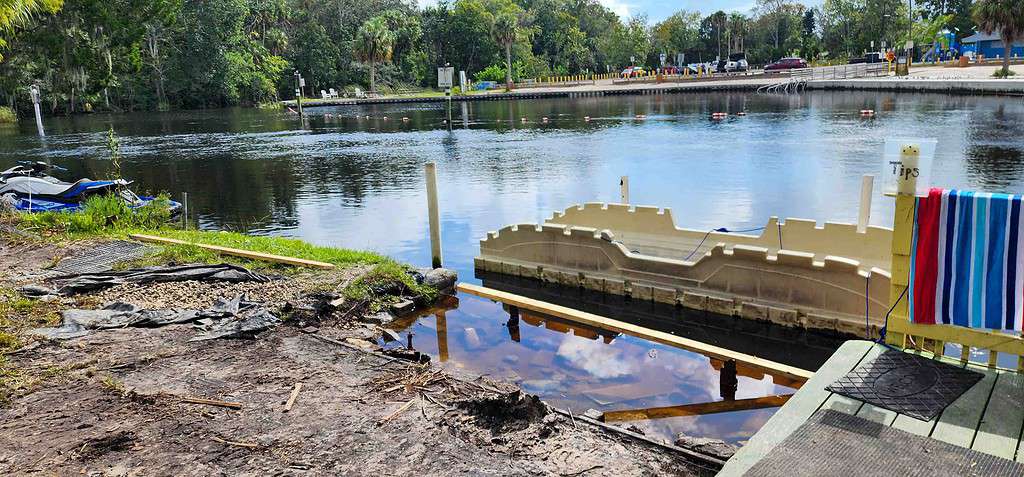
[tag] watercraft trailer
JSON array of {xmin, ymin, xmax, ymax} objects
[{"xmin": 474, "ymin": 202, "xmax": 892, "ymax": 338}]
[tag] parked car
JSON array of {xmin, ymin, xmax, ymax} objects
[
  {"xmin": 724, "ymin": 52, "xmax": 748, "ymax": 72},
  {"xmin": 620, "ymin": 66, "xmax": 646, "ymax": 78},
  {"xmin": 765, "ymin": 57, "xmax": 809, "ymax": 71}
]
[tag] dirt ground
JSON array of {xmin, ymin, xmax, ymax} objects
[{"xmin": 0, "ymin": 237, "xmax": 718, "ymax": 476}]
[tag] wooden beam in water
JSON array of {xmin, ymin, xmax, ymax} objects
[
  {"xmin": 457, "ymin": 283, "xmax": 815, "ymax": 383},
  {"xmin": 129, "ymin": 234, "xmax": 336, "ymax": 269},
  {"xmin": 602, "ymin": 395, "xmax": 793, "ymax": 422}
]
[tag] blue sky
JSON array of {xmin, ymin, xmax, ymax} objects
[
  {"xmin": 597, "ymin": 0, "xmax": 824, "ymax": 23},
  {"xmin": 418, "ymin": 0, "xmax": 824, "ymax": 24}
]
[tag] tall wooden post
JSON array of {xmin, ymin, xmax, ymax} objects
[
  {"xmin": 857, "ymin": 174, "xmax": 874, "ymax": 233},
  {"xmin": 620, "ymin": 176, "xmax": 629, "ymax": 204},
  {"xmin": 886, "ymin": 145, "xmax": 920, "ymax": 348},
  {"xmin": 425, "ymin": 162, "xmax": 443, "ymax": 268},
  {"xmin": 30, "ymin": 85, "xmax": 44, "ymax": 137}
]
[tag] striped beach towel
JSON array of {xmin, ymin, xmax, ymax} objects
[{"xmin": 909, "ymin": 188, "xmax": 1024, "ymax": 331}]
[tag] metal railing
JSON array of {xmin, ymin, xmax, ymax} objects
[{"xmin": 790, "ymin": 63, "xmax": 890, "ymax": 80}]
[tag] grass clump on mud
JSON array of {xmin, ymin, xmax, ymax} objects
[
  {"xmin": 14, "ymin": 194, "xmax": 173, "ymax": 239},
  {"xmin": 342, "ymin": 261, "xmax": 438, "ymax": 312},
  {"xmin": 0, "ymin": 287, "xmax": 63, "ymax": 405}
]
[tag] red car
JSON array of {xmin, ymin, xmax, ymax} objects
[{"xmin": 765, "ymin": 57, "xmax": 808, "ymax": 71}]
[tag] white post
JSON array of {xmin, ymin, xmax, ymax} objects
[
  {"xmin": 30, "ymin": 85, "xmax": 44, "ymax": 137},
  {"xmin": 182, "ymin": 192, "xmax": 189, "ymax": 229},
  {"xmin": 857, "ymin": 174, "xmax": 874, "ymax": 233},
  {"xmin": 619, "ymin": 176, "xmax": 629, "ymax": 204},
  {"xmin": 425, "ymin": 162, "xmax": 443, "ymax": 268}
]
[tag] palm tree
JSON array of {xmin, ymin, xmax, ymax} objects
[
  {"xmin": 0, "ymin": 0, "xmax": 63, "ymax": 61},
  {"xmin": 973, "ymin": 0, "xmax": 1024, "ymax": 77},
  {"xmin": 492, "ymin": 13, "xmax": 518, "ymax": 91},
  {"xmin": 355, "ymin": 17, "xmax": 396, "ymax": 94}
]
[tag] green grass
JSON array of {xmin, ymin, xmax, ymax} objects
[
  {"xmin": 0, "ymin": 106, "xmax": 15, "ymax": 124},
  {"xmin": 1, "ymin": 287, "xmax": 63, "ymax": 405},
  {"xmin": 993, "ymin": 69, "xmax": 1017, "ymax": 78},
  {"xmin": 15, "ymin": 193, "xmax": 173, "ymax": 240}
]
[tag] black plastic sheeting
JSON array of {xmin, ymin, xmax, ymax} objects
[
  {"xmin": 20, "ymin": 264, "xmax": 271, "ymax": 297},
  {"xmin": 32, "ymin": 294, "xmax": 279, "ymax": 341}
]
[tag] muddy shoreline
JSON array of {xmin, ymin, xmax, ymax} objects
[{"xmin": 0, "ymin": 235, "xmax": 719, "ymax": 476}]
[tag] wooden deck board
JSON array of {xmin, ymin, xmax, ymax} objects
[
  {"xmin": 718, "ymin": 340, "xmax": 874, "ymax": 477},
  {"xmin": 722, "ymin": 341, "xmax": 1024, "ymax": 475},
  {"xmin": 929, "ymin": 366, "xmax": 999, "ymax": 448},
  {"xmin": 973, "ymin": 371, "xmax": 1024, "ymax": 460}
]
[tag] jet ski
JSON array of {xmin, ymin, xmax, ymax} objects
[{"xmin": 0, "ymin": 161, "xmax": 181, "ymax": 214}]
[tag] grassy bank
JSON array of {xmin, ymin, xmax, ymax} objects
[
  {"xmin": 0, "ymin": 107, "xmax": 16, "ymax": 124},
  {"xmin": 2, "ymin": 194, "xmax": 438, "ymax": 329}
]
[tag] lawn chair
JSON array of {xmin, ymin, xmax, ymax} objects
[
  {"xmin": 320, "ymin": 90, "xmax": 329, "ymax": 99},
  {"xmin": 328, "ymin": 88, "xmax": 339, "ymax": 98},
  {"xmin": 353, "ymin": 87, "xmax": 366, "ymax": 99}
]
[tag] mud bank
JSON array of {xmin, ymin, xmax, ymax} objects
[{"xmin": 0, "ymin": 234, "xmax": 718, "ymax": 476}]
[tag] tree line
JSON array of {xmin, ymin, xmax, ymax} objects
[{"xmin": 0, "ymin": 0, "xmax": 1019, "ymax": 114}]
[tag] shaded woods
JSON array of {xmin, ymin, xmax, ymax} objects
[{"xmin": 0, "ymin": 0, "xmax": 990, "ymax": 114}]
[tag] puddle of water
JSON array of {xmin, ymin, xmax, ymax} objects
[{"xmin": 382, "ymin": 274, "xmax": 847, "ymax": 446}]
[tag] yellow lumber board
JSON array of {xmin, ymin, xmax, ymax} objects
[
  {"xmin": 129, "ymin": 234, "xmax": 336, "ymax": 269},
  {"xmin": 457, "ymin": 283, "xmax": 814, "ymax": 382},
  {"xmin": 887, "ymin": 319, "xmax": 1024, "ymax": 357},
  {"xmin": 602, "ymin": 395, "xmax": 792, "ymax": 422}
]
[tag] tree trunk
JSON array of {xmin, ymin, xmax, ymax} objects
[
  {"xmin": 370, "ymin": 62, "xmax": 376, "ymax": 93},
  {"xmin": 1003, "ymin": 38, "xmax": 1012, "ymax": 76},
  {"xmin": 505, "ymin": 43, "xmax": 512, "ymax": 91}
]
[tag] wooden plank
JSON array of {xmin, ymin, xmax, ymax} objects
[
  {"xmin": 457, "ymin": 283, "xmax": 814, "ymax": 382},
  {"xmin": 718, "ymin": 340, "xmax": 875, "ymax": 477},
  {"xmin": 601, "ymin": 395, "xmax": 792, "ymax": 422},
  {"xmin": 972, "ymin": 371, "xmax": 1024, "ymax": 460},
  {"xmin": 818, "ymin": 344, "xmax": 886, "ymax": 418},
  {"xmin": 129, "ymin": 234, "xmax": 336, "ymax": 269},
  {"xmin": 929, "ymin": 364, "xmax": 999, "ymax": 448}
]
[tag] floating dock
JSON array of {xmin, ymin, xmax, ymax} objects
[{"xmin": 475, "ymin": 203, "xmax": 893, "ymax": 337}]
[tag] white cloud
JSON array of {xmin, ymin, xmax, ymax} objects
[{"xmin": 599, "ymin": 0, "xmax": 632, "ymax": 18}]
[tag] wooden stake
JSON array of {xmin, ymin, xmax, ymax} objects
[
  {"xmin": 182, "ymin": 397, "xmax": 242, "ymax": 409},
  {"xmin": 601, "ymin": 394, "xmax": 792, "ymax": 422},
  {"xmin": 457, "ymin": 283, "xmax": 813, "ymax": 382},
  {"xmin": 425, "ymin": 162, "xmax": 443, "ymax": 268},
  {"xmin": 857, "ymin": 174, "xmax": 874, "ymax": 233},
  {"xmin": 283, "ymin": 383, "xmax": 303, "ymax": 412},
  {"xmin": 129, "ymin": 234, "xmax": 335, "ymax": 269},
  {"xmin": 619, "ymin": 176, "xmax": 629, "ymax": 204}
]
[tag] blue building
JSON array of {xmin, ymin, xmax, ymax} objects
[{"xmin": 961, "ymin": 32, "xmax": 1024, "ymax": 58}]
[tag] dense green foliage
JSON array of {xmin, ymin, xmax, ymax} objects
[{"xmin": 0, "ymin": 0, "xmax": 997, "ymax": 113}]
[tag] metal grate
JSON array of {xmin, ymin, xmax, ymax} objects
[
  {"xmin": 825, "ymin": 349, "xmax": 983, "ymax": 421},
  {"xmin": 746, "ymin": 410, "xmax": 1024, "ymax": 477},
  {"xmin": 53, "ymin": 240, "xmax": 149, "ymax": 275}
]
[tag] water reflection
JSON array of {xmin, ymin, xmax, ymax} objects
[{"xmin": 4, "ymin": 90, "xmax": 1024, "ymax": 443}]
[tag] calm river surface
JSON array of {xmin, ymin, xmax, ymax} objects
[{"xmin": 3, "ymin": 91, "xmax": 1024, "ymax": 445}]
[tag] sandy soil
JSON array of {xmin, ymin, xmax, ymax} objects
[{"xmin": 0, "ymin": 237, "xmax": 717, "ymax": 476}]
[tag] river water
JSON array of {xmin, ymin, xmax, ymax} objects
[{"xmin": 3, "ymin": 91, "xmax": 1023, "ymax": 445}]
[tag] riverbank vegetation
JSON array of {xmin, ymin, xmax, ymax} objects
[
  {"xmin": 3, "ymin": 193, "xmax": 433, "ymax": 303},
  {"xmin": 0, "ymin": 0, "xmax": 1005, "ymax": 114}
]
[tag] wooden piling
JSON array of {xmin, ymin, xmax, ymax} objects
[
  {"xmin": 620, "ymin": 175, "xmax": 629, "ymax": 204},
  {"xmin": 425, "ymin": 162, "xmax": 443, "ymax": 268},
  {"xmin": 857, "ymin": 174, "xmax": 874, "ymax": 233}
]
